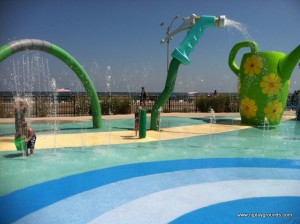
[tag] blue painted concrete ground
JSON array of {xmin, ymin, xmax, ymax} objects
[{"xmin": 1, "ymin": 116, "xmax": 300, "ymax": 223}]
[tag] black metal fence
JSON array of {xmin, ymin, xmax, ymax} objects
[
  {"xmin": 2, "ymin": 92, "xmax": 282, "ymax": 118},
  {"xmin": 0, "ymin": 94, "xmax": 201, "ymax": 118},
  {"xmin": 1, "ymin": 95, "xmax": 90, "ymax": 118},
  {"xmin": 1, "ymin": 92, "xmax": 298, "ymax": 119}
]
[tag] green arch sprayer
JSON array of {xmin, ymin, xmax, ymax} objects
[{"xmin": 0, "ymin": 39, "xmax": 102, "ymax": 128}]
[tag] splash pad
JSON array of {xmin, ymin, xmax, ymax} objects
[
  {"xmin": 1, "ymin": 114, "xmax": 300, "ymax": 223},
  {"xmin": 0, "ymin": 13, "xmax": 300, "ymax": 224}
]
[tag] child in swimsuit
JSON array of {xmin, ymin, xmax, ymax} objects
[
  {"xmin": 22, "ymin": 122, "xmax": 36, "ymax": 156},
  {"xmin": 134, "ymin": 106, "xmax": 142, "ymax": 136},
  {"xmin": 135, "ymin": 111, "xmax": 139, "ymax": 136}
]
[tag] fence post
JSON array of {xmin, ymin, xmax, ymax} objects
[
  {"xmin": 195, "ymin": 95, "xmax": 197, "ymax": 112},
  {"xmin": 35, "ymin": 96, "xmax": 37, "ymax": 117},
  {"xmin": 74, "ymin": 96, "xmax": 76, "ymax": 116}
]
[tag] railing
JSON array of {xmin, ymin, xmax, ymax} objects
[
  {"xmin": 0, "ymin": 93, "xmax": 243, "ymax": 118},
  {"xmin": 286, "ymin": 93, "xmax": 300, "ymax": 110},
  {"xmin": 0, "ymin": 95, "xmax": 89, "ymax": 118}
]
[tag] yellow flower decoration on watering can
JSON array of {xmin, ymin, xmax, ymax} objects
[
  {"xmin": 264, "ymin": 100, "xmax": 283, "ymax": 123},
  {"xmin": 260, "ymin": 73, "xmax": 282, "ymax": 97},
  {"xmin": 243, "ymin": 55, "xmax": 263, "ymax": 77},
  {"xmin": 229, "ymin": 41, "xmax": 300, "ymax": 125},
  {"xmin": 240, "ymin": 97, "xmax": 257, "ymax": 119}
]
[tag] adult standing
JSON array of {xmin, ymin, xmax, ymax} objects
[{"xmin": 140, "ymin": 86, "xmax": 148, "ymax": 108}]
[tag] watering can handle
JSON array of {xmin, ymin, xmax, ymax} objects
[{"xmin": 228, "ymin": 41, "xmax": 259, "ymax": 76}]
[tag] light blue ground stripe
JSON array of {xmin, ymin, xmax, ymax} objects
[
  {"xmin": 1, "ymin": 158, "xmax": 300, "ymax": 223},
  {"xmin": 15, "ymin": 168, "xmax": 300, "ymax": 224},
  {"xmin": 171, "ymin": 197, "xmax": 300, "ymax": 224},
  {"xmin": 90, "ymin": 180, "xmax": 300, "ymax": 224}
]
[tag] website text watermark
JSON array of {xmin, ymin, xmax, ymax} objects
[{"xmin": 237, "ymin": 212, "xmax": 293, "ymax": 218}]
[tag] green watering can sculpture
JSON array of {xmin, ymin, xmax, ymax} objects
[{"xmin": 229, "ymin": 41, "xmax": 300, "ymax": 125}]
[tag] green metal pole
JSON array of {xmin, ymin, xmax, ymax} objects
[
  {"xmin": 150, "ymin": 58, "xmax": 180, "ymax": 130},
  {"xmin": 139, "ymin": 108, "xmax": 147, "ymax": 138}
]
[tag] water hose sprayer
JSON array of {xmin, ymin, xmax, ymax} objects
[
  {"xmin": 151, "ymin": 14, "xmax": 226, "ymax": 130},
  {"xmin": 216, "ymin": 15, "xmax": 226, "ymax": 28},
  {"xmin": 161, "ymin": 14, "xmax": 226, "ymax": 65}
]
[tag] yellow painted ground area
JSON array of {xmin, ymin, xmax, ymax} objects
[{"xmin": 0, "ymin": 122, "xmax": 251, "ymax": 151}]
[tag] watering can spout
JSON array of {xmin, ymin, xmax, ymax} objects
[
  {"xmin": 279, "ymin": 45, "xmax": 300, "ymax": 80},
  {"xmin": 160, "ymin": 14, "xmax": 225, "ymax": 45}
]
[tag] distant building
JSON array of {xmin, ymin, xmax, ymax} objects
[{"xmin": 56, "ymin": 88, "xmax": 71, "ymax": 92}]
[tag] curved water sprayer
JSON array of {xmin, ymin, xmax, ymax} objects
[{"xmin": 150, "ymin": 15, "xmax": 226, "ymax": 130}]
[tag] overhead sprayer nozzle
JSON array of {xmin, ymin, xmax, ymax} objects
[
  {"xmin": 171, "ymin": 15, "xmax": 226, "ymax": 65},
  {"xmin": 216, "ymin": 15, "xmax": 226, "ymax": 28}
]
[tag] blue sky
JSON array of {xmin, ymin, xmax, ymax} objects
[{"xmin": 0, "ymin": 0, "xmax": 299, "ymax": 93}]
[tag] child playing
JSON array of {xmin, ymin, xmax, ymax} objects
[
  {"xmin": 22, "ymin": 122, "xmax": 36, "ymax": 156},
  {"xmin": 134, "ymin": 106, "xmax": 142, "ymax": 136},
  {"xmin": 135, "ymin": 111, "xmax": 139, "ymax": 136}
]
